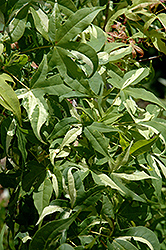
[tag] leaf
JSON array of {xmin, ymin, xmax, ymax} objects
[
  {"xmin": 111, "ymin": 175, "xmax": 146, "ymax": 202},
  {"xmin": 29, "ymin": 211, "xmax": 80, "ymax": 250},
  {"xmin": 91, "ymin": 172, "xmax": 123, "ymax": 193},
  {"xmin": 16, "ymin": 126, "xmax": 27, "ymax": 162},
  {"xmin": 122, "ymin": 68, "xmax": 150, "ymax": 90},
  {"xmin": 121, "ymin": 226, "xmax": 160, "ymax": 250},
  {"xmin": 124, "ymin": 87, "xmax": 166, "ymax": 110},
  {"xmin": 56, "ymin": 6, "xmax": 105, "ymax": 45},
  {"xmin": 0, "ymin": 11, "xmax": 5, "ymax": 32},
  {"xmin": 0, "ymin": 73, "xmax": 21, "ymax": 124},
  {"xmin": 58, "ymin": 244, "xmax": 75, "ymax": 250},
  {"xmin": 36, "ymin": 205, "xmax": 63, "ymax": 225},
  {"xmin": 22, "ymin": 161, "xmax": 46, "ymax": 192},
  {"xmin": 84, "ymin": 127, "xmax": 109, "ymax": 157},
  {"xmin": 48, "ymin": 117, "xmax": 78, "ymax": 141},
  {"xmin": 112, "ymin": 171, "xmax": 157, "ymax": 181},
  {"xmin": 60, "ymin": 126, "xmax": 82, "ymax": 150},
  {"xmin": 88, "ymin": 122, "xmax": 119, "ymax": 133},
  {"xmin": 33, "ymin": 178, "xmax": 53, "ymax": 216},
  {"xmin": 48, "ymin": 3, "xmax": 62, "ymax": 42},
  {"xmin": 0, "ymin": 224, "xmax": 6, "ymax": 250},
  {"xmin": 8, "ymin": 16, "xmax": 27, "ymax": 42},
  {"xmin": 108, "ymin": 238, "xmax": 138, "ymax": 250},
  {"xmin": 129, "ymin": 135, "xmax": 159, "ymax": 157},
  {"xmin": 62, "ymin": 41, "xmax": 98, "ymax": 77},
  {"xmin": 57, "ymin": 0, "xmax": 77, "ymax": 13},
  {"xmin": 157, "ymin": 13, "xmax": 166, "ymax": 30},
  {"xmin": 30, "ymin": 55, "xmax": 48, "ymax": 88},
  {"xmin": 30, "ymin": 7, "xmax": 49, "ymax": 41},
  {"xmin": 85, "ymin": 24, "xmax": 106, "ymax": 52},
  {"xmin": 0, "ymin": 43, "xmax": 3, "ymax": 56},
  {"xmin": 20, "ymin": 89, "xmax": 48, "ymax": 142}
]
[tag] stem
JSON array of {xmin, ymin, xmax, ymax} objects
[
  {"xmin": 103, "ymin": 0, "xmax": 110, "ymax": 31},
  {"xmin": 138, "ymin": 54, "xmax": 163, "ymax": 62},
  {"xmin": 20, "ymin": 45, "xmax": 53, "ymax": 54},
  {"xmin": 3, "ymin": 69, "xmax": 30, "ymax": 90}
]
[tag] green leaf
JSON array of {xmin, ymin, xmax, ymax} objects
[
  {"xmin": 62, "ymin": 41, "xmax": 99, "ymax": 77},
  {"xmin": 85, "ymin": 24, "xmax": 106, "ymax": 52},
  {"xmin": 121, "ymin": 226, "xmax": 160, "ymax": 250},
  {"xmin": 122, "ymin": 68, "xmax": 150, "ymax": 90},
  {"xmin": 58, "ymin": 244, "xmax": 75, "ymax": 250},
  {"xmin": 57, "ymin": 0, "xmax": 77, "ymax": 13},
  {"xmin": 91, "ymin": 172, "xmax": 123, "ymax": 193},
  {"xmin": 56, "ymin": 6, "xmax": 105, "ymax": 45},
  {"xmin": 16, "ymin": 126, "xmax": 27, "ymax": 162},
  {"xmin": 48, "ymin": 117, "xmax": 78, "ymax": 141},
  {"xmin": 0, "ymin": 43, "xmax": 3, "ymax": 56},
  {"xmin": 29, "ymin": 211, "xmax": 80, "ymax": 250},
  {"xmin": 112, "ymin": 171, "xmax": 157, "ymax": 181},
  {"xmin": 84, "ymin": 127, "xmax": 109, "ymax": 157},
  {"xmin": 0, "ymin": 73, "xmax": 21, "ymax": 124},
  {"xmin": 0, "ymin": 224, "xmax": 6, "ymax": 250},
  {"xmin": 33, "ymin": 178, "xmax": 53, "ymax": 216},
  {"xmin": 124, "ymin": 87, "xmax": 166, "ymax": 110},
  {"xmin": 20, "ymin": 89, "xmax": 48, "ymax": 142},
  {"xmin": 108, "ymin": 238, "xmax": 138, "ymax": 250},
  {"xmin": 48, "ymin": 3, "xmax": 62, "ymax": 42},
  {"xmin": 130, "ymin": 135, "xmax": 159, "ymax": 157},
  {"xmin": 30, "ymin": 7, "xmax": 49, "ymax": 41},
  {"xmin": 22, "ymin": 161, "xmax": 46, "ymax": 192},
  {"xmin": 111, "ymin": 176, "xmax": 146, "ymax": 202},
  {"xmin": 60, "ymin": 126, "xmax": 82, "ymax": 150},
  {"xmin": 8, "ymin": 16, "xmax": 27, "ymax": 42},
  {"xmin": 36, "ymin": 205, "xmax": 63, "ymax": 225},
  {"xmin": 0, "ymin": 11, "xmax": 5, "ymax": 32},
  {"xmin": 157, "ymin": 13, "xmax": 166, "ymax": 30}
]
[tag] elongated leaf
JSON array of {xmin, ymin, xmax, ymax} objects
[
  {"xmin": 22, "ymin": 161, "xmax": 46, "ymax": 192},
  {"xmin": 121, "ymin": 226, "xmax": 160, "ymax": 250},
  {"xmin": 112, "ymin": 171, "xmax": 157, "ymax": 181},
  {"xmin": 124, "ymin": 87, "xmax": 166, "ymax": 110},
  {"xmin": 0, "ymin": 224, "xmax": 6, "ymax": 250},
  {"xmin": 122, "ymin": 68, "xmax": 150, "ymax": 89},
  {"xmin": 108, "ymin": 238, "xmax": 138, "ymax": 250},
  {"xmin": 85, "ymin": 24, "xmax": 106, "ymax": 52},
  {"xmin": 0, "ymin": 44, "xmax": 3, "ymax": 55},
  {"xmin": 57, "ymin": 0, "xmax": 77, "ymax": 13},
  {"xmin": 62, "ymin": 41, "xmax": 98, "ymax": 77},
  {"xmin": 0, "ymin": 73, "xmax": 21, "ymax": 124},
  {"xmin": 30, "ymin": 55, "xmax": 48, "ymax": 88},
  {"xmin": 30, "ymin": 7, "xmax": 49, "ymax": 41},
  {"xmin": 60, "ymin": 126, "xmax": 82, "ymax": 150},
  {"xmin": 111, "ymin": 175, "xmax": 146, "ymax": 202},
  {"xmin": 48, "ymin": 3, "xmax": 62, "ymax": 42},
  {"xmin": 48, "ymin": 117, "xmax": 78, "ymax": 141},
  {"xmin": 36, "ymin": 205, "xmax": 63, "ymax": 225},
  {"xmin": 91, "ymin": 172, "xmax": 123, "ymax": 193},
  {"xmin": 84, "ymin": 127, "xmax": 109, "ymax": 157},
  {"xmin": 48, "ymin": 47, "xmax": 90, "ymax": 94},
  {"xmin": 8, "ymin": 17, "xmax": 27, "ymax": 42},
  {"xmin": 58, "ymin": 244, "xmax": 75, "ymax": 250},
  {"xmin": 157, "ymin": 13, "xmax": 166, "ymax": 30},
  {"xmin": 29, "ymin": 211, "xmax": 80, "ymax": 250},
  {"xmin": 33, "ymin": 178, "xmax": 53, "ymax": 216},
  {"xmin": 130, "ymin": 135, "xmax": 159, "ymax": 157},
  {"xmin": 56, "ymin": 6, "xmax": 105, "ymax": 45},
  {"xmin": 20, "ymin": 89, "xmax": 48, "ymax": 142},
  {"xmin": 88, "ymin": 122, "xmax": 119, "ymax": 133}
]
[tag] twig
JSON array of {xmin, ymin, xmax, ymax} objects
[
  {"xmin": 103, "ymin": 0, "xmax": 110, "ymax": 31},
  {"xmin": 3, "ymin": 68, "xmax": 30, "ymax": 90},
  {"xmin": 138, "ymin": 54, "xmax": 163, "ymax": 62},
  {"xmin": 20, "ymin": 45, "xmax": 53, "ymax": 54}
]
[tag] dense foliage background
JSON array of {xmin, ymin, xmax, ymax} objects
[{"xmin": 0, "ymin": 0, "xmax": 166, "ymax": 249}]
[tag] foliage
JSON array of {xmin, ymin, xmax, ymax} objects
[{"xmin": 0, "ymin": 0, "xmax": 166, "ymax": 249}]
